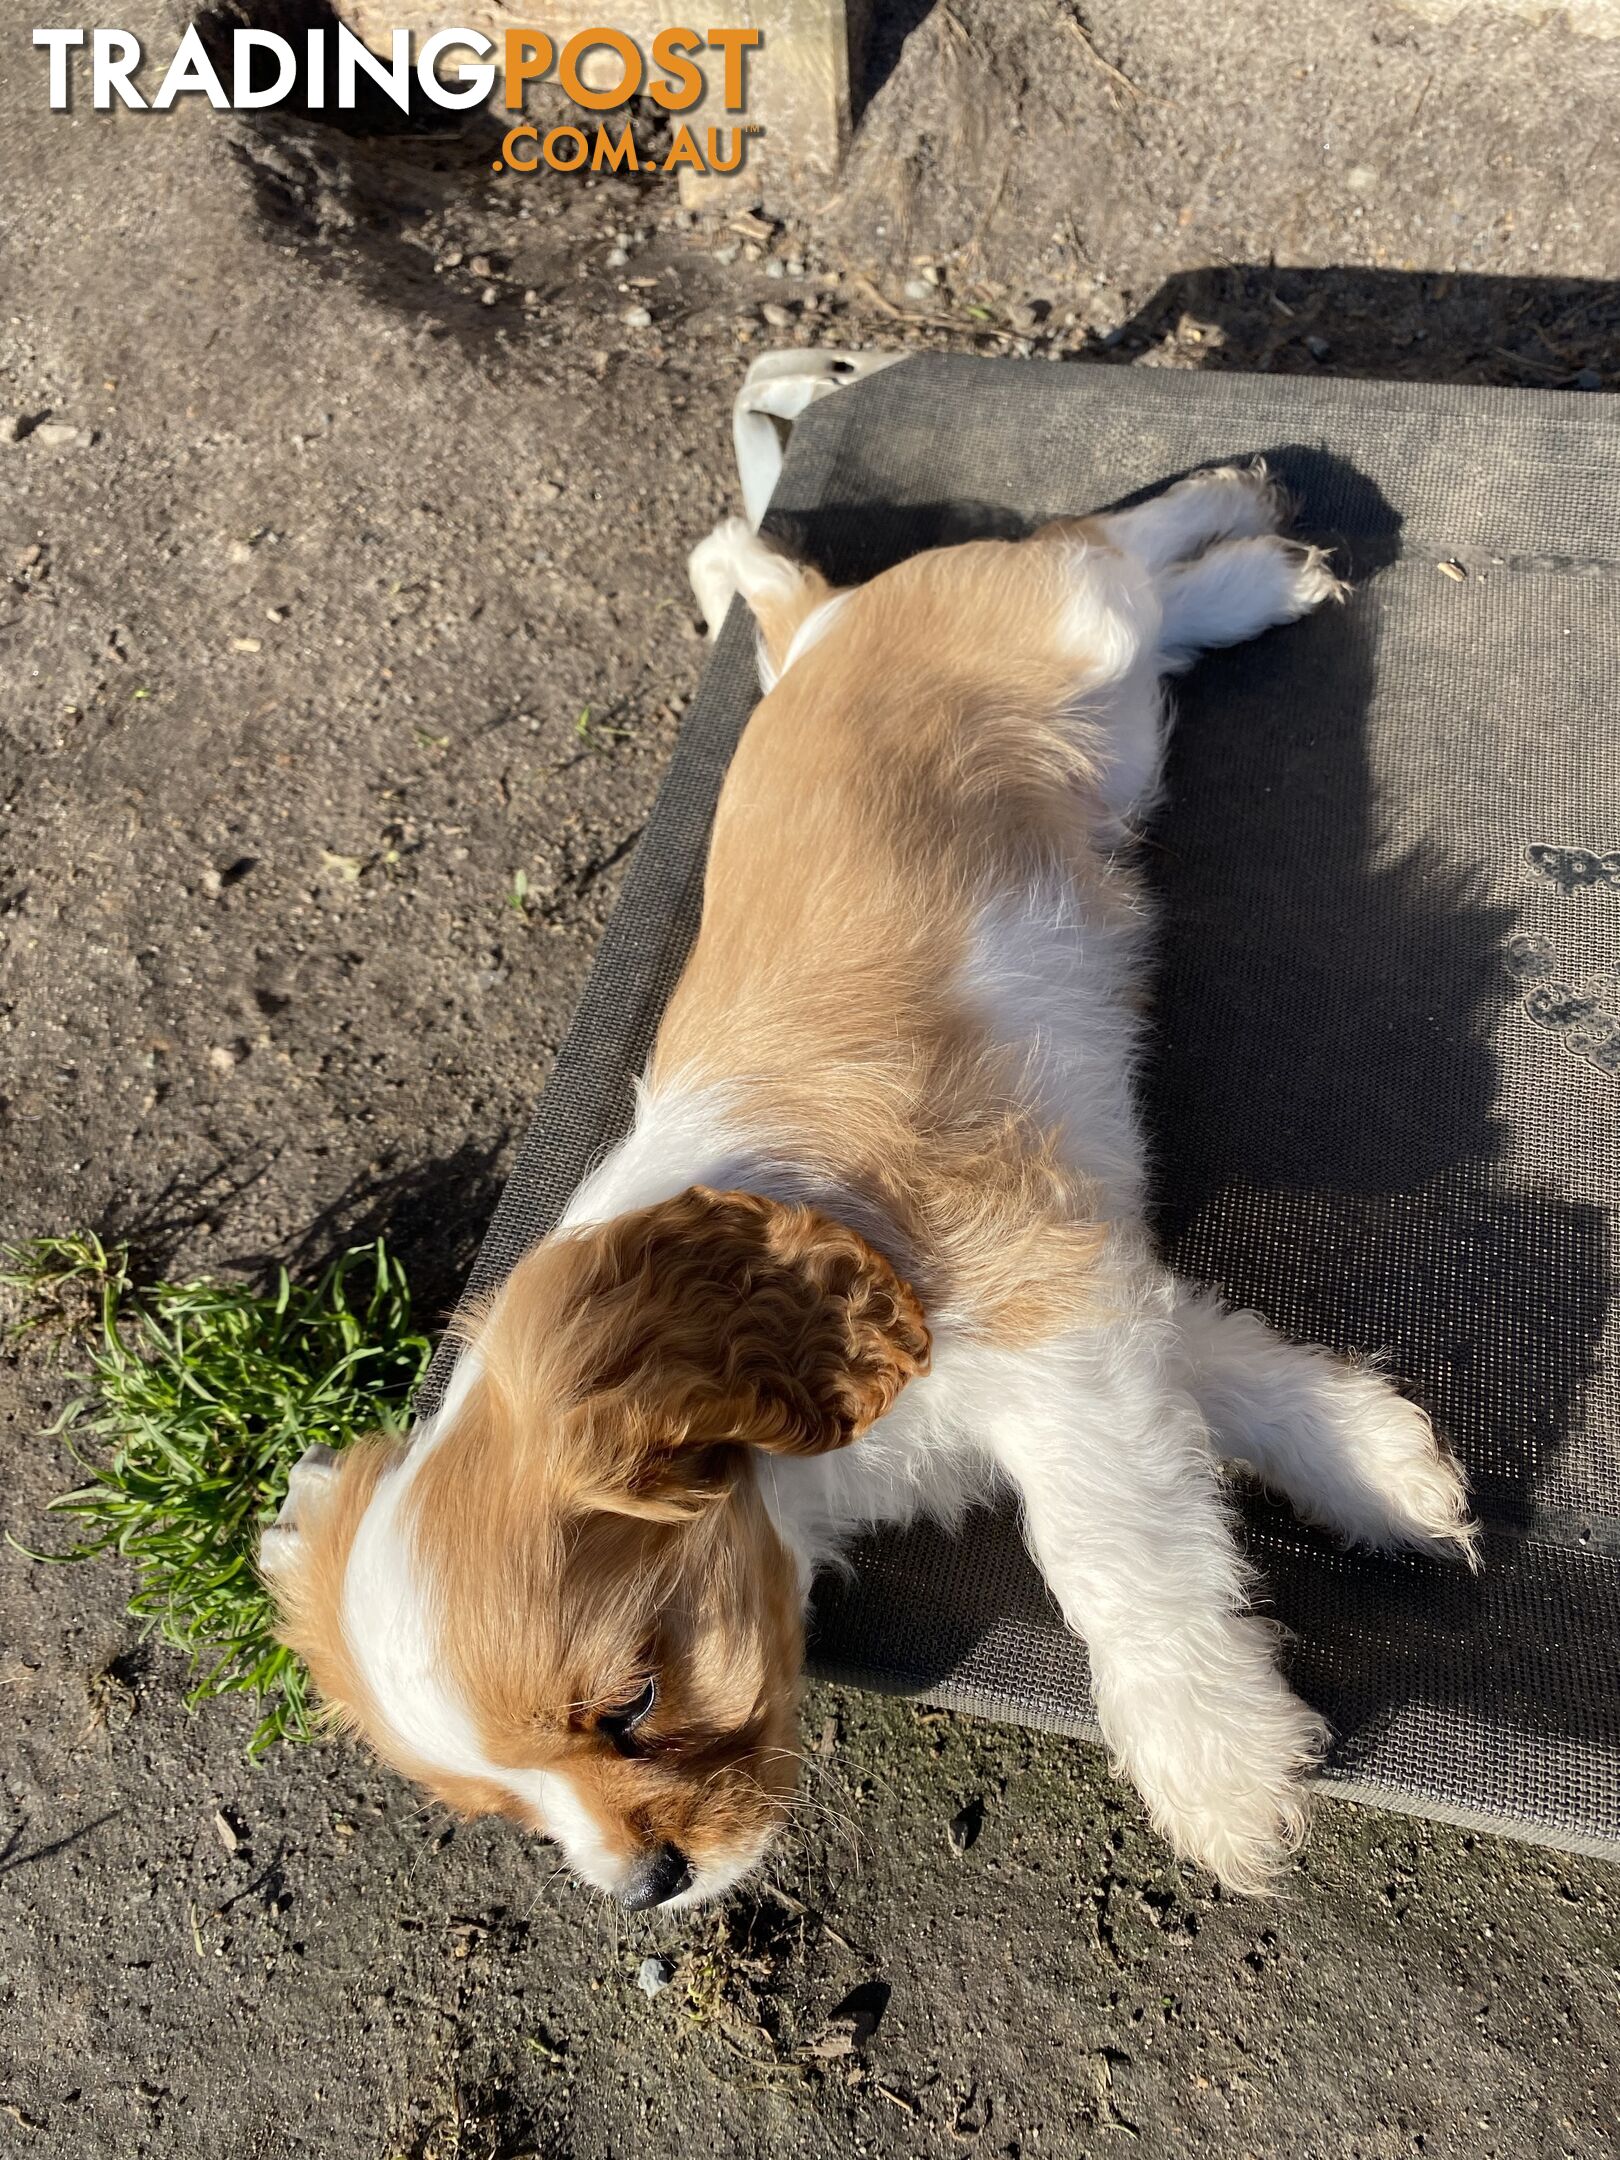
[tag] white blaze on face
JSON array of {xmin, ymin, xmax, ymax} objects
[
  {"xmin": 665, "ymin": 1836, "xmax": 775, "ymax": 1912},
  {"xmin": 504, "ymin": 1769, "xmax": 623, "ymax": 1894},
  {"xmin": 338, "ymin": 1361, "xmax": 626, "ymax": 1894}
]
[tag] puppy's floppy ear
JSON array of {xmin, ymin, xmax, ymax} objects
[
  {"xmin": 687, "ymin": 517, "xmax": 837, "ymax": 689},
  {"xmin": 564, "ymin": 1186, "xmax": 930, "ymax": 1514}
]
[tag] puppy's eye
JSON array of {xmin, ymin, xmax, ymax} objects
[{"xmin": 599, "ymin": 1676, "xmax": 657, "ymax": 1756}]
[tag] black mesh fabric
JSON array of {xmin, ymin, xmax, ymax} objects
[{"xmin": 419, "ymin": 359, "xmax": 1620, "ymax": 1857}]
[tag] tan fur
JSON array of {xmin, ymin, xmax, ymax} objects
[
  {"xmin": 655, "ymin": 532, "xmax": 1124, "ymax": 1341},
  {"xmin": 746, "ymin": 537, "xmax": 835, "ymax": 674}
]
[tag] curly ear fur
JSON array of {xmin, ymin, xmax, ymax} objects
[{"xmin": 560, "ymin": 1187, "xmax": 930, "ymax": 1511}]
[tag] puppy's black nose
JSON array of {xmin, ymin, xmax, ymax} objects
[{"xmin": 619, "ymin": 1842, "xmax": 693, "ymax": 1910}]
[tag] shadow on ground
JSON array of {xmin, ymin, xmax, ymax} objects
[{"xmin": 1109, "ymin": 263, "xmax": 1619, "ymax": 389}]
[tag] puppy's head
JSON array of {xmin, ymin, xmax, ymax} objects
[{"xmin": 262, "ymin": 1188, "xmax": 928, "ymax": 1910}]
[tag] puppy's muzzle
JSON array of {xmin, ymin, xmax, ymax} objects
[{"xmin": 618, "ymin": 1842, "xmax": 693, "ymax": 1910}]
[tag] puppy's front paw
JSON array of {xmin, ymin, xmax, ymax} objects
[
  {"xmin": 1159, "ymin": 1691, "xmax": 1329, "ymax": 1896},
  {"xmin": 1110, "ymin": 1640, "xmax": 1329, "ymax": 1896}
]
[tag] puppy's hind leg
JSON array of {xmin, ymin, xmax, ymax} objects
[
  {"xmin": 1177, "ymin": 1287, "xmax": 1480, "ymax": 1568},
  {"xmin": 1098, "ymin": 462, "xmax": 1286, "ymax": 573},
  {"xmin": 687, "ymin": 517, "xmax": 836, "ymax": 689},
  {"xmin": 1156, "ymin": 534, "xmax": 1344, "ymax": 670}
]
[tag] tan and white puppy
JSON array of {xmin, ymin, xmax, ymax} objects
[{"xmin": 263, "ymin": 467, "xmax": 1478, "ymax": 1909}]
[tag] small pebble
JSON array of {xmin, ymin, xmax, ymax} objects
[
  {"xmin": 34, "ymin": 422, "xmax": 91, "ymax": 449},
  {"xmin": 480, "ymin": 285, "xmax": 500, "ymax": 307},
  {"xmin": 765, "ymin": 258, "xmax": 785, "ymax": 279},
  {"xmin": 903, "ymin": 277, "xmax": 935, "ymax": 303},
  {"xmin": 439, "ymin": 248, "xmax": 464, "ymax": 269},
  {"xmin": 207, "ymin": 1045, "xmax": 240, "ymax": 1073},
  {"xmin": 605, "ymin": 247, "xmax": 629, "ymax": 269},
  {"xmin": 621, "ymin": 305, "xmax": 653, "ymax": 328},
  {"xmin": 229, "ymin": 636, "xmax": 262, "ymax": 654},
  {"xmin": 637, "ymin": 1955, "xmax": 673, "ymax": 1999},
  {"xmin": 226, "ymin": 538, "xmax": 254, "ymax": 566},
  {"xmin": 212, "ymin": 1808, "xmax": 240, "ymax": 1854},
  {"xmin": 468, "ymin": 254, "xmax": 493, "ymax": 278},
  {"xmin": 534, "ymin": 481, "xmax": 562, "ymax": 504},
  {"xmin": 760, "ymin": 301, "xmax": 794, "ymax": 329},
  {"xmin": 1305, "ymin": 334, "xmax": 1331, "ymax": 361},
  {"xmin": 712, "ymin": 242, "xmax": 740, "ymax": 267},
  {"xmin": 264, "ymin": 604, "xmax": 287, "ymax": 623},
  {"xmin": 1437, "ymin": 560, "xmax": 1468, "ymax": 582},
  {"xmin": 522, "ymin": 288, "xmax": 540, "ymax": 308}
]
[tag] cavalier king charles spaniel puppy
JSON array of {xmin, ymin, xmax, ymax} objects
[{"xmin": 263, "ymin": 465, "xmax": 1477, "ymax": 1910}]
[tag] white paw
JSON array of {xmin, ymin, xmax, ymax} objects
[
  {"xmin": 1328, "ymin": 1372, "xmax": 1481, "ymax": 1570},
  {"xmin": 687, "ymin": 515, "xmax": 754, "ymax": 640},
  {"xmin": 1139, "ymin": 1680, "xmax": 1329, "ymax": 1896},
  {"xmin": 258, "ymin": 1441, "xmax": 341, "ymax": 1581},
  {"xmin": 1184, "ymin": 459, "xmax": 1290, "ymax": 541},
  {"xmin": 1155, "ymin": 532, "xmax": 1347, "ymax": 663},
  {"xmin": 1280, "ymin": 537, "xmax": 1349, "ymax": 614},
  {"xmin": 1101, "ymin": 1624, "xmax": 1329, "ymax": 1896}
]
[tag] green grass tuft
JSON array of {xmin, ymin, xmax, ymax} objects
[{"xmin": 2, "ymin": 1231, "xmax": 432, "ymax": 1753}]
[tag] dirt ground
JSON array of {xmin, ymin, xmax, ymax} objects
[{"xmin": 4, "ymin": 3, "xmax": 1620, "ymax": 2155}]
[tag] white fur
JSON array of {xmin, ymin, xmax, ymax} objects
[
  {"xmin": 323, "ymin": 1352, "xmax": 630, "ymax": 1891},
  {"xmin": 687, "ymin": 514, "xmax": 814, "ymax": 692},
  {"xmin": 508, "ymin": 1769, "xmax": 623, "ymax": 1896},
  {"xmin": 339, "ymin": 1439, "xmax": 490, "ymax": 1787},
  {"xmin": 687, "ymin": 515, "xmax": 766, "ymax": 642},
  {"xmin": 1057, "ymin": 538, "xmax": 1161, "ymax": 686},
  {"xmin": 948, "ymin": 1294, "xmax": 1329, "ymax": 1891},
  {"xmin": 1158, "ymin": 535, "xmax": 1344, "ymax": 672},
  {"xmin": 962, "ymin": 879, "xmax": 1149, "ymax": 1218},
  {"xmin": 559, "ymin": 1079, "xmax": 758, "ymax": 1230},
  {"xmin": 1176, "ymin": 1288, "xmax": 1479, "ymax": 1563},
  {"xmin": 1098, "ymin": 461, "xmax": 1287, "ymax": 571},
  {"xmin": 779, "ymin": 588, "xmax": 854, "ymax": 680}
]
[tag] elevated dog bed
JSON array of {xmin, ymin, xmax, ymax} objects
[{"xmin": 419, "ymin": 358, "xmax": 1620, "ymax": 1860}]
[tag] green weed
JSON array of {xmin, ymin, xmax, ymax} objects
[{"xmin": 1, "ymin": 1232, "xmax": 431, "ymax": 1752}]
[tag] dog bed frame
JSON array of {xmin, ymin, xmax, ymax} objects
[{"xmin": 419, "ymin": 356, "xmax": 1620, "ymax": 1860}]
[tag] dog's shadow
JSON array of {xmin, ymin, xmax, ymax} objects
[{"xmin": 801, "ymin": 438, "xmax": 1618, "ymax": 1789}]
